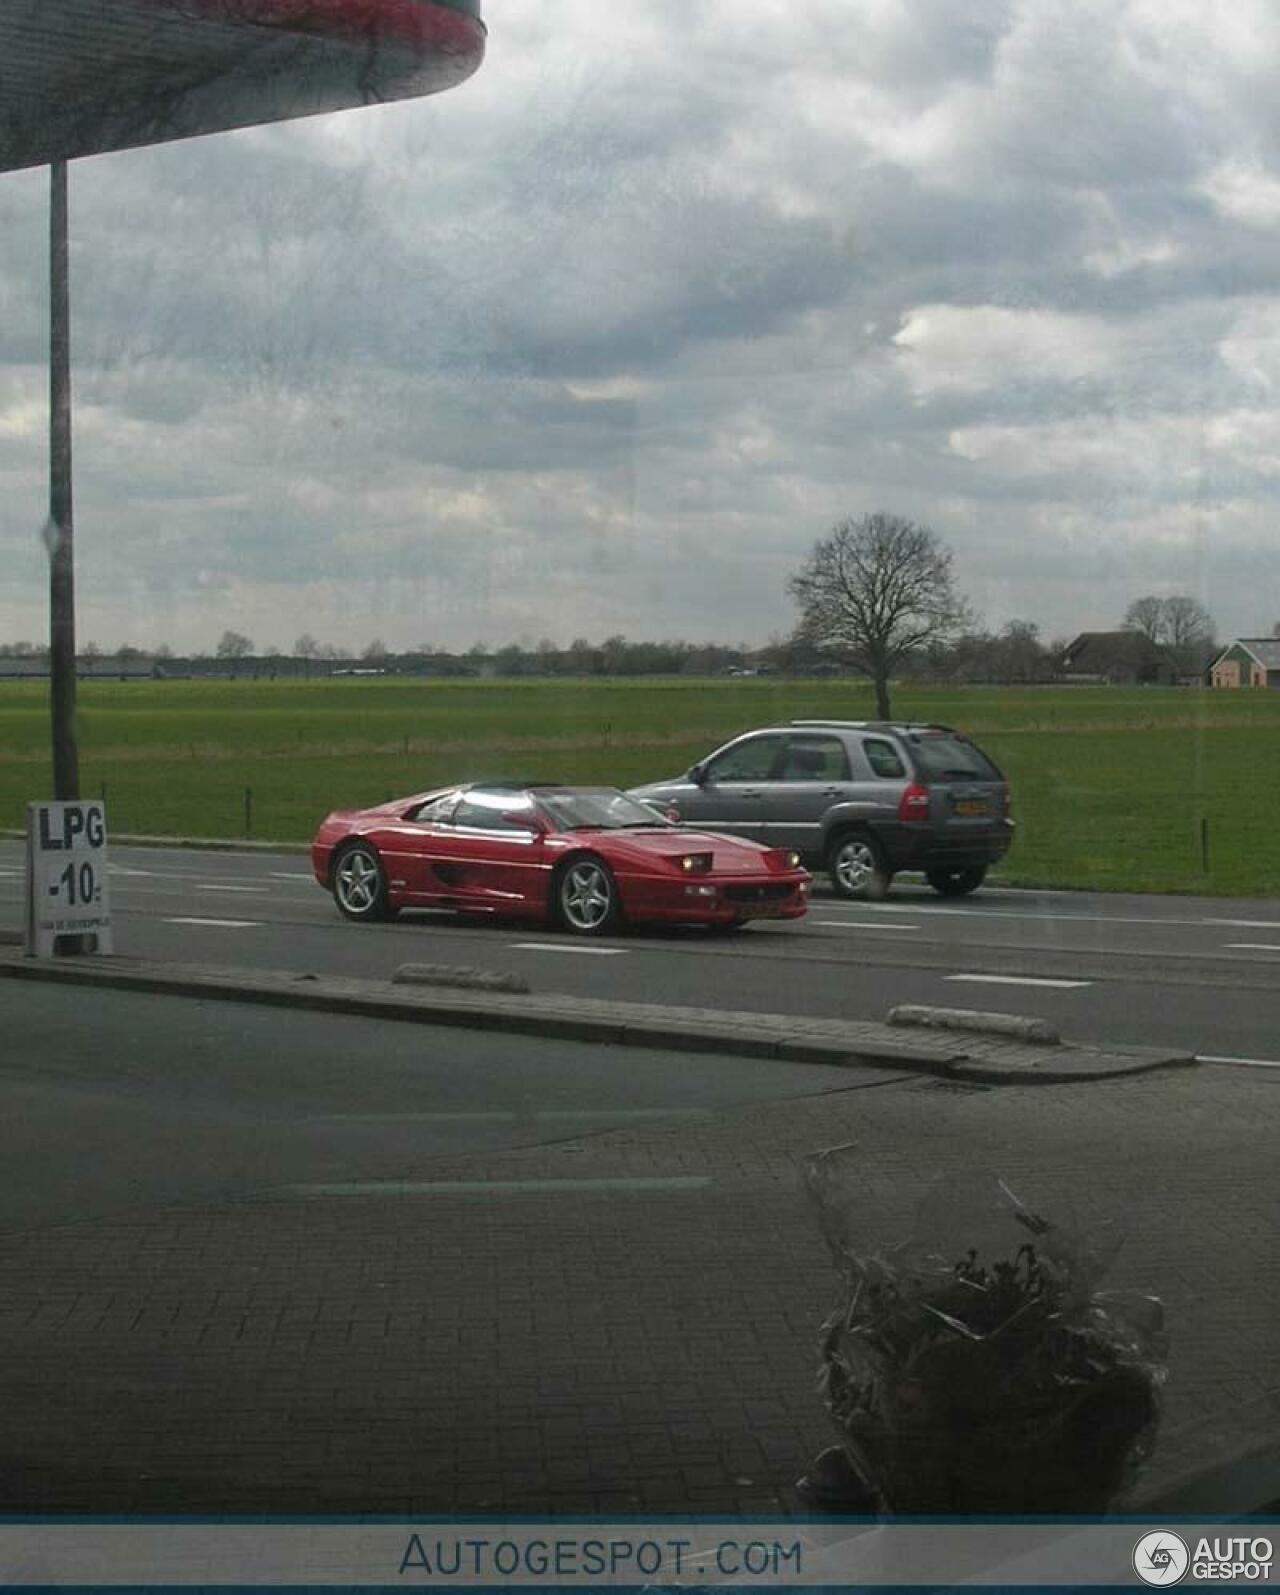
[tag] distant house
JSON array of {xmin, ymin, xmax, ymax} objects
[
  {"xmin": 1056, "ymin": 631, "xmax": 1178, "ymax": 686},
  {"xmin": 1208, "ymin": 638, "xmax": 1280, "ymax": 688}
]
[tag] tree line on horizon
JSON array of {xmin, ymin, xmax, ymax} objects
[{"xmin": 0, "ymin": 512, "xmax": 1235, "ymax": 706}]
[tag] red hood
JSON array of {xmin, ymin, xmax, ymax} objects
[{"xmin": 568, "ymin": 827, "xmax": 795, "ymax": 876}]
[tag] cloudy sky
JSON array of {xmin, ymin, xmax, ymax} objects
[{"xmin": 3, "ymin": 0, "xmax": 1280, "ymax": 654}]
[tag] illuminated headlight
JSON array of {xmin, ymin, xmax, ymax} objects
[
  {"xmin": 679, "ymin": 852, "xmax": 713, "ymax": 874},
  {"xmin": 786, "ymin": 851, "xmax": 800, "ymax": 869}
]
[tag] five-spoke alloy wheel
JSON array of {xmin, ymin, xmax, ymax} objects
[
  {"xmin": 828, "ymin": 832, "xmax": 891, "ymax": 901},
  {"xmin": 332, "ymin": 842, "xmax": 395, "ymax": 921},
  {"xmin": 556, "ymin": 857, "xmax": 621, "ymax": 935}
]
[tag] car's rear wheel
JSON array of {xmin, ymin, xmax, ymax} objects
[
  {"xmin": 332, "ymin": 841, "xmax": 396, "ymax": 922},
  {"xmin": 926, "ymin": 866, "xmax": 987, "ymax": 897},
  {"xmin": 828, "ymin": 832, "xmax": 891, "ymax": 901},
  {"xmin": 555, "ymin": 857, "xmax": 622, "ymax": 935}
]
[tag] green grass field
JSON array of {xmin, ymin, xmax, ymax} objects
[{"xmin": 2, "ymin": 676, "xmax": 1278, "ymax": 895}]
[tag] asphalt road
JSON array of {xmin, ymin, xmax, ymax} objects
[
  {"xmin": 3, "ymin": 838, "xmax": 1279, "ymax": 1060},
  {"xmin": 1, "ymin": 979, "xmax": 880, "ymax": 1234}
]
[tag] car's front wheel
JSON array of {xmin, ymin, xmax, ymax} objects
[
  {"xmin": 332, "ymin": 841, "xmax": 396, "ymax": 922},
  {"xmin": 828, "ymin": 832, "xmax": 891, "ymax": 901},
  {"xmin": 926, "ymin": 866, "xmax": 987, "ymax": 897},
  {"xmin": 555, "ymin": 857, "xmax": 622, "ymax": 935}
]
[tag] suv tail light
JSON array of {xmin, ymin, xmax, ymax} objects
[{"xmin": 897, "ymin": 782, "xmax": 931, "ymax": 822}]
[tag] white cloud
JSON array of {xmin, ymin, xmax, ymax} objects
[
  {"xmin": 893, "ymin": 305, "xmax": 1117, "ymax": 397},
  {"xmin": 6, "ymin": 0, "xmax": 1280, "ymax": 648},
  {"xmin": 1201, "ymin": 162, "xmax": 1280, "ymax": 229}
]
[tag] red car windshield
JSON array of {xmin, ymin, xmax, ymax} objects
[{"xmin": 537, "ymin": 789, "xmax": 672, "ymax": 832}]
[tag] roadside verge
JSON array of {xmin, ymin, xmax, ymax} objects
[{"xmin": 0, "ymin": 946, "xmax": 1195, "ymax": 1085}]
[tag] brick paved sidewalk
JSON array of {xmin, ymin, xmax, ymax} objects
[{"xmin": 0, "ymin": 1058, "xmax": 1275, "ymax": 1516}]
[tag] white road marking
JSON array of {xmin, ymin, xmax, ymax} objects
[
  {"xmin": 813, "ymin": 920, "xmax": 919, "ymax": 931},
  {"xmin": 1205, "ymin": 919, "xmax": 1280, "ymax": 929},
  {"xmin": 281, "ymin": 1176, "xmax": 711, "ymax": 1197},
  {"xmin": 510, "ymin": 942, "xmax": 626, "ymax": 956},
  {"xmin": 108, "ymin": 865, "xmax": 154, "ymax": 877},
  {"xmin": 1198, "ymin": 1054, "xmax": 1280, "ymax": 1070},
  {"xmin": 165, "ymin": 916, "xmax": 261, "ymax": 928},
  {"xmin": 946, "ymin": 973, "xmax": 1093, "ymax": 990},
  {"xmin": 270, "ymin": 872, "xmax": 313, "ymax": 880},
  {"xmin": 316, "ymin": 1107, "xmax": 712, "ymax": 1123},
  {"xmin": 824, "ymin": 903, "xmax": 1280, "ymax": 932},
  {"xmin": 1225, "ymin": 943, "xmax": 1280, "ymax": 952},
  {"xmin": 198, "ymin": 883, "xmax": 268, "ymax": 893}
]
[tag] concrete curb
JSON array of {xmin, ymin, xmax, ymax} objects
[
  {"xmin": 0, "ymin": 946, "xmax": 1195, "ymax": 1085},
  {"xmin": 392, "ymin": 962, "xmax": 532, "ymax": 995},
  {"xmin": 888, "ymin": 1003, "xmax": 1060, "ymax": 1045}
]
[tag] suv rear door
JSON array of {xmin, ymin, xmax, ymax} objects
[
  {"xmin": 902, "ymin": 730, "xmax": 1007, "ymax": 846},
  {"xmin": 757, "ymin": 731, "xmax": 854, "ymax": 852}
]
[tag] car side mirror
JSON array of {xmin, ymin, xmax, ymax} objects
[
  {"xmin": 505, "ymin": 813, "xmax": 545, "ymax": 835},
  {"xmin": 688, "ymin": 763, "xmax": 708, "ymax": 785}
]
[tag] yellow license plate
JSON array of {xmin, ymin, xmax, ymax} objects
[{"xmin": 955, "ymin": 800, "xmax": 991, "ymax": 816}]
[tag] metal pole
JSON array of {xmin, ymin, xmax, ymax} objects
[{"xmin": 49, "ymin": 159, "xmax": 79, "ymax": 802}]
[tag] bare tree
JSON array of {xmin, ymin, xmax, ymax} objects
[
  {"xmin": 1123, "ymin": 595, "xmax": 1214, "ymax": 668},
  {"xmin": 215, "ymin": 630, "xmax": 254, "ymax": 678},
  {"xmin": 788, "ymin": 511, "xmax": 973, "ymax": 718},
  {"xmin": 216, "ymin": 630, "xmax": 254, "ymax": 659},
  {"xmin": 1162, "ymin": 596, "xmax": 1214, "ymax": 655},
  {"xmin": 1123, "ymin": 596, "xmax": 1166, "ymax": 644}
]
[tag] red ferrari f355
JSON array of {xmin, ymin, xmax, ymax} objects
[{"xmin": 311, "ymin": 782, "xmax": 810, "ymax": 935}]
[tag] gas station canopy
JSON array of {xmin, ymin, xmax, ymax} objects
[{"xmin": 0, "ymin": 0, "xmax": 485, "ymax": 172}]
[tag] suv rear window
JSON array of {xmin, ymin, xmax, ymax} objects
[{"xmin": 907, "ymin": 734, "xmax": 1001, "ymax": 782}]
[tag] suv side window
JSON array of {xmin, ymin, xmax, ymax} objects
[
  {"xmin": 778, "ymin": 735, "xmax": 849, "ymax": 781},
  {"xmin": 862, "ymin": 738, "xmax": 906, "ymax": 779},
  {"xmin": 703, "ymin": 735, "xmax": 782, "ymax": 782}
]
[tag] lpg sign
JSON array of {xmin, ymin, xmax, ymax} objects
[{"xmin": 25, "ymin": 800, "xmax": 113, "ymax": 956}]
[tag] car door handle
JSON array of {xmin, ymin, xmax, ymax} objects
[
  {"xmin": 822, "ymin": 787, "xmax": 846, "ymax": 797},
  {"xmin": 739, "ymin": 789, "xmax": 763, "ymax": 798}
]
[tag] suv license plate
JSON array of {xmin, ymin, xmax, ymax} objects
[{"xmin": 955, "ymin": 800, "xmax": 991, "ymax": 816}]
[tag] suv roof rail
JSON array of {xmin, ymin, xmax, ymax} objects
[
  {"xmin": 787, "ymin": 718, "xmax": 964, "ymax": 735},
  {"xmin": 789, "ymin": 718, "xmax": 873, "ymax": 729}
]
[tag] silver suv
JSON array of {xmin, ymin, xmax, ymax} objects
[{"xmin": 629, "ymin": 720, "xmax": 1013, "ymax": 900}]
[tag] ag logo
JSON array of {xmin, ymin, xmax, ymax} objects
[{"xmin": 1134, "ymin": 1532, "xmax": 1190, "ymax": 1586}]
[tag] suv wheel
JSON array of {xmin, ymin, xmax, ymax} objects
[
  {"xmin": 828, "ymin": 833, "xmax": 891, "ymax": 901},
  {"xmin": 926, "ymin": 866, "xmax": 987, "ymax": 897}
]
